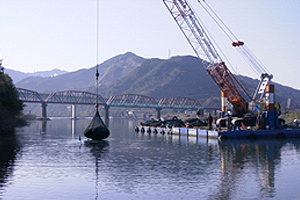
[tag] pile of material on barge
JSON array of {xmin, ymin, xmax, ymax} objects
[{"xmin": 135, "ymin": 113, "xmax": 300, "ymax": 140}]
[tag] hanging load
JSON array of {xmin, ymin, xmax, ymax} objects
[
  {"xmin": 83, "ymin": 0, "xmax": 110, "ymax": 140},
  {"xmin": 84, "ymin": 109, "xmax": 110, "ymax": 140},
  {"xmin": 232, "ymin": 41, "xmax": 244, "ymax": 47}
]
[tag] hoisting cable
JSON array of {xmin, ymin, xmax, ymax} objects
[
  {"xmin": 190, "ymin": 2, "xmax": 235, "ymax": 71},
  {"xmin": 237, "ymin": 46, "xmax": 267, "ymax": 75},
  {"xmin": 192, "ymin": 3, "xmax": 252, "ymax": 101},
  {"xmin": 95, "ymin": 0, "xmax": 100, "ymax": 110},
  {"xmin": 197, "ymin": 0, "xmax": 237, "ymax": 42},
  {"xmin": 196, "ymin": 0, "xmax": 243, "ymax": 75},
  {"xmin": 83, "ymin": 0, "xmax": 110, "ymax": 140},
  {"xmin": 197, "ymin": 0, "xmax": 270, "ymax": 76},
  {"xmin": 242, "ymin": 45, "xmax": 271, "ymax": 74}
]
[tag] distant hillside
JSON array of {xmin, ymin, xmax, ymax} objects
[
  {"xmin": 104, "ymin": 55, "xmax": 300, "ymax": 109},
  {"xmin": 5, "ymin": 68, "xmax": 67, "ymax": 83},
  {"xmin": 5, "ymin": 69, "xmax": 26, "ymax": 83},
  {"xmin": 16, "ymin": 52, "xmax": 145, "ymax": 92},
  {"xmin": 31, "ymin": 69, "xmax": 67, "ymax": 77},
  {"xmin": 14, "ymin": 52, "xmax": 300, "ymax": 109},
  {"xmin": 104, "ymin": 55, "xmax": 219, "ymax": 100}
]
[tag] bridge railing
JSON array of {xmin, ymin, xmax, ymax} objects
[
  {"xmin": 17, "ymin": 88, "xmax": 206, "ymax": 110},
  {"xmin": 45, "ymin": 90, "xmax": 106, "ymax": 105},
  {"xmin": 158, "ymin": 97, "xmax": 203, "ymax": 110},
  {"xmin": 17, "ymin": 88, "xmax": 44, "ymax": 103},
  {"xmin": 107, "ymin": 94, "xmax": 159, "ymax": 108}
]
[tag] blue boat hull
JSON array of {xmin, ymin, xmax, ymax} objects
[{"xmin": 219, "ymin": 129, "xmax": 300, "ymax": 140}]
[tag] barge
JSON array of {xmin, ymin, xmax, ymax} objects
[{"xmin": 135, "ymin": 125, "xmax": 300, "ymax": 140}]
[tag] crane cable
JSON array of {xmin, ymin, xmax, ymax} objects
[
  {"xmin": 197, "ymin": 0, "xmax": 237, "ymax": 42},
  {"xmin": 95, "ymin": 0, "xmax": 100, "ymax": 109},
  {"xmin": 190, "ymin": 2, "xmax": 237, "ymax": 73},
  {"xmin": 194, "ymin": 0, "xmax": 251, "ymax": 100},
  {"xmin": 197, "ymin": 0, "xmax": 270, "ymax": 75},
  {"xmin": 195, "ymin": 0, "xmax": 245, "ymax": 76},
  {"xmin": 199, "ymin": 0, "xmax": 269, "ymax": 75}
]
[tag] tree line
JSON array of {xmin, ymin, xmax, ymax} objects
[{"xmin": 0, "ymin": 72, "xmax": 25, "ymax": 132}]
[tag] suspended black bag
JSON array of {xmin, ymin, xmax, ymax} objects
[{"xmin": 84, "ymin": 110, "xmax": 110, "ymax": 140}]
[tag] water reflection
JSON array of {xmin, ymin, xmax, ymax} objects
[
  {"xmin": 5, "ymin": 119, "xmax": 300, "ymax": 199},
  {"xmin": 71, "ymin": 119, "xmax": 76, "ymax": 138},
  {"xmin": 29, "ymin": 118, "xmax": 89, "ymax": 139},
  {"xmin": 84, "ymin": 140, "xmax": 110, "ymax": 158},
  {"xmin": 214, "ymin": 139, "xmax": 300, "ymax": 200},
  {"xmin": 84, "ymin": 140, "xmax": 109, "ymax": 200},
  {"xmin": 135, "ymin": 130, "xmax": 300, "ymax": 199},
  {"xmin": 41, "ymin": 120, "xmax": 47, "ymax": 133},
  {"xmin": 0, "ymin": 132, "xmax": 20, "ymax": 196}
]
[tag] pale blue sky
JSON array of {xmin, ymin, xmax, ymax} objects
[{"xmin": 0, "ymin": 0, "xmax": 300, "ymax": 89}]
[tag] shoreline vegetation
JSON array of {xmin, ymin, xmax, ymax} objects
[{"xmin": 0, "ymin": 72, "xmax": 25, "ymax": 133}]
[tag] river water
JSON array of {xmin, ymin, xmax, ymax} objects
[{"xmin": 1, "ymin": 118, "xmax": 300, "ymax": 200}]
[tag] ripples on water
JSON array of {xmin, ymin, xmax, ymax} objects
[{"xmin": 0, "ymin": 118, "xmax": 300, "ymax": 199}]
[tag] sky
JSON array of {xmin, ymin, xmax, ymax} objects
[{"xmin": 0, "ymin": 0, "xmax": 300, "ymax": 90}]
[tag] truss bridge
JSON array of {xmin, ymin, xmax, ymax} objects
[{"xmin": 17, "ymin": 88, "xmax": 216, "ymax": 123}]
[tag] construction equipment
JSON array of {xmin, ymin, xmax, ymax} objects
[
  {"xmin": 163, "ymin": 0, "xmax": 280, "ymax": 129},
  {"xmin": 163, "ymin": 0, "xmax": 250, "ymax": 116}
]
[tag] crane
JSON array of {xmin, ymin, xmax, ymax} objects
[
  {"xmin": 162, "ymin": 0, "xmax": 251, "ymax": 116},
  {"xmin": 194, "ymin": 0, "xmax": 273, "ymax": 104},
  {"xmin": 162, "ymin": 0, "xmax": 276, "ymax": 120}
]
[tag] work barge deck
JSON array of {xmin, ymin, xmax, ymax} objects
[{"xmin": 135, "ymin": 125, "xmax": 300, "ymax": 140}]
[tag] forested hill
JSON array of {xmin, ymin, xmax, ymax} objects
[
  {"xmin": 15, "ymin": 52, "xmax": 300, "ymax": 109},
  {"xmin": 0, "ymin": 73, "xmax": 24, "ymax": 131},
  {"xmin": 104, "ymin": 55, "xmax": 219, "ymax": 103}
]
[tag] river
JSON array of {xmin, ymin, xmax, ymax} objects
[{"xmin": 0, "ymin": 118, "xmax": 300, "ymax": 200}]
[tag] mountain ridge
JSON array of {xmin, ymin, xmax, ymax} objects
[
  {"xmin": 11, "ymin": 52, "xmax": 300, "ymax": 109},
  {"xmin": 5, "ymin": 68, "xmax": 68, "ymax": 83},
  {"xmin": 15, "ymin": 52, "xmax": 145, "ymax": 92}
]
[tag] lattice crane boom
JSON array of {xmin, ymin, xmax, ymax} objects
[
  {"xmin": 163, "ymin": 0, "xmax": 248, "ymax": 113},
  {"xmin": 163, "ymin": 0, "xmax": 220, "ymax": 64}
]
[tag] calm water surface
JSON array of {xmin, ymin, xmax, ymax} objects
[{"xmin": 0, "ymin": 118, "xmax": 300, "ymax": 200}]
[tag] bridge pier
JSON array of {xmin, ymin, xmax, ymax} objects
[
  {"xmin": 103, "ymin": 105, "xmax": 110, "ymax": 126},
  {"xmin": 71, "ymin": 104, "xmax": 77, "ymax": 119},
  {"xmin": 156, "ymin": 108, "xmax": 162, "ymax": 119},
  {"xmin": 41, "ymin": 102, "xmax": 47, "ymax": 120},
  {"xmin": 71, "ymin": 118, "xmax": 76, "ymax": 138}
]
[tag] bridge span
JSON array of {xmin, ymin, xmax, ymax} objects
[{"xmin": 17, "ymin": 88, "xmax": 217, "ymax": 123}]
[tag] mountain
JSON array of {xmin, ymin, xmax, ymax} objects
[
  {"xmin": 14, "ymin": 52, "xmax": 300, "ymax": 109},
  {"xmin": 104, "ymin": 54, "xmax": 300, "ymax": 109},
  {"xmin": 30, "ymin": 69, "xmax": 67, "ymax": 77},
  {"xmin": 5, "ymin": 68, "xmax": 67, "ymax": 83},
  {"xmin": 16, "ymin": 52, "xmax": 145, "ymax": 92},
  {"xmin": 105, "ymin": 55, "xmax": 219, "ymax": 100},
  {"xmin": 5, "ymin": 69, "xmax": 26, "ymax": 83}
]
